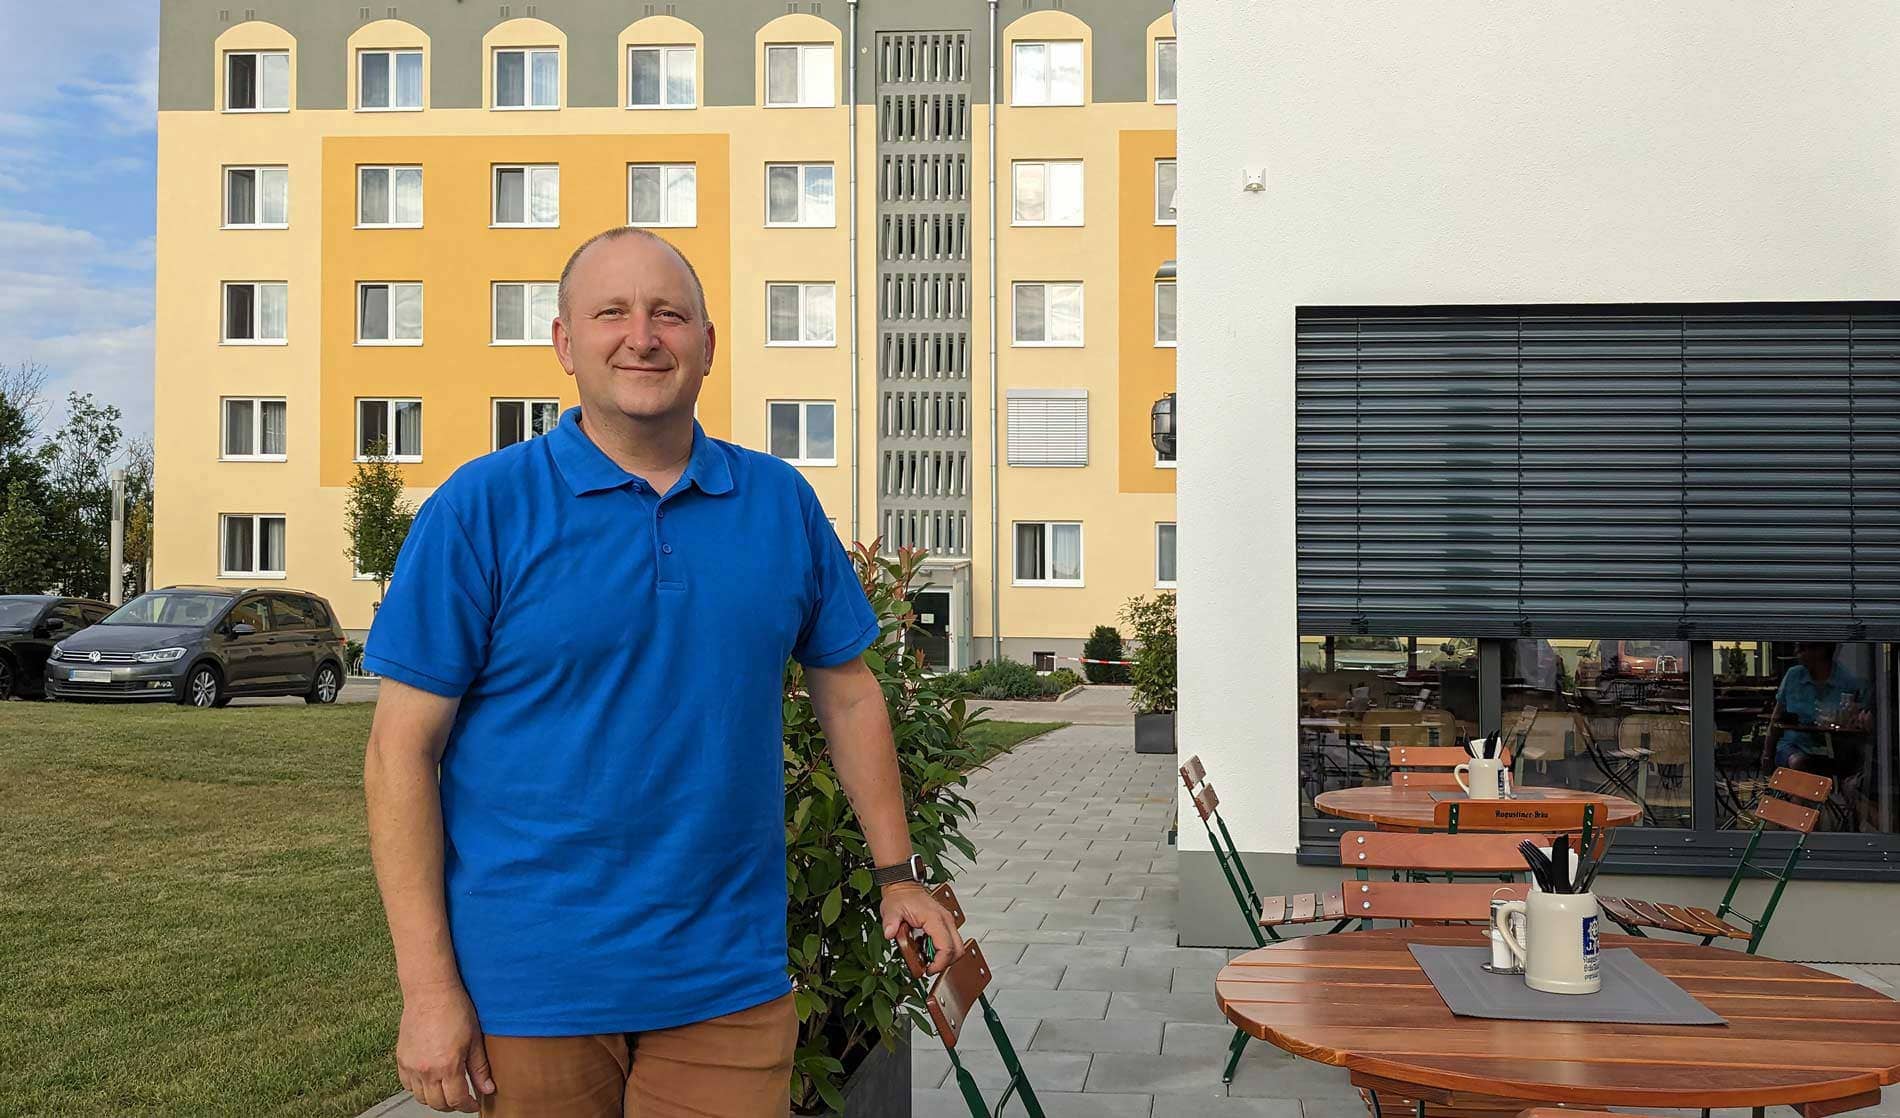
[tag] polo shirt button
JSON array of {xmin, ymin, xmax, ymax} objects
[
  {"xmin": 656, "ymin": 509, "xmax": 665, "ymax": 519},
  {"xmin": 662, "ymin": 543, "xmax": 673, "ymax": 554}
]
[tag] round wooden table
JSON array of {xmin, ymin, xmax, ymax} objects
[
  {"xmin": 1216, "ymin": 927, "xmax": 1900, "ymax": 1113},
  {"xmin": 1313, "ymin": 786, "xmax": 1642, "ymax": 831}
]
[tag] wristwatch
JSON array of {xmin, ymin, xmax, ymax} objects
[{"xmin": 870, "ymin": 854, "xmax": 927, "ymax": 889}]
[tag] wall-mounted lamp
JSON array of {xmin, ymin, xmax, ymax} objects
[{"xmin": 1151, "ymin": 392, "xmax": 1176, "ymax": 458}]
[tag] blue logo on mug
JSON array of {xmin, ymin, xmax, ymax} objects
[{"xmin": 1582, "ymin": 914, "xmax": 1599, "ymax": 957}]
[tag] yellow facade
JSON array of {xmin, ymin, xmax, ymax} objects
[{"xmin": 157, "ymin": 15, "xmax": 1175, "ymax": 655}]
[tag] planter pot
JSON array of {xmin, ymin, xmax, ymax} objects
[
  {"xmin": 1135, "ymin": 710, "xmax": 1177, "ymax": 754},
  {"xmin": 816, "ymin": 1024, "xmax": 912, "ymax": 1117}
]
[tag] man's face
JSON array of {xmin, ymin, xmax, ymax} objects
[
  {"xmin": 553, "ymin": 236, "xmax": 716, "ymax": 424},
  {"xmin": 1796, "ymin": 643, "xmax": 1831, "ymax": 672}
]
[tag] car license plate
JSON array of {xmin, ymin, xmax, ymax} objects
[{"xmin": 72, "ymin": 670, "xmax": 113, "ymax": 683}]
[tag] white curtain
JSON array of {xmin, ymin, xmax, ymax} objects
[
  {"xmin": 393, "ymin": 168, "xmax": 422, "ymax": 224},
  {"xmin": 1155, "ymin": 40, "xmax": 1178, "ymax": 101},
  {"xmin": 359, "ymin": 285, "xmax": 389, "ymax": 340},
  {"xmin": 665, "ymin": 166, "xmax": 696, "ymax": 226},
  {"xmin": 227, "ymin": 170, "xmax": 257, "ymax": 225},
  {"xmin": 529, "ymin": 284, "xmax": 559, "ymax": 340},
  {"xmin": 224, "ymin": 516, "xmax": 252, "ymax": 573},
  {"xmin": 1014, "ymin": 523, "xmax": 1044, "ymax": 581},
  {"xmin": 531, "ymin": 51, "xmax": 558, "ymax": 107},
  {"xmin": 1047, "ymin": 284, "xmax": 1082, "ymax": 344},
  {"xmin": 260, "ymin": 53, "xmax": 290, "ymax": 109},
  {"xmin": 766, "ymin": 47, "xmax": 799, "ymax": 104},
  {"xmin": 495, "ymin": 285, "xmax": 524, "ymax": 341},
  {"xmin": 767, "ymin": 166, "xmax": 800, "ymax": 224},
  {"xmin": 394, "ymin": 401, "xmax": 423, "ymax": 456},
  {"xmin": 260, "ymin": 401, "xmax": 288, "ymax": 456},
  {"xmin": 359, "ymin": 168, "xmax": 389, "ymax": 224},
  {"xmin": 495, "ymin": 169, "xmax": 524, "ymax": 224},
  {"xmin": 495, "ymin": 52, "xmax": 525, "ymax": 107},
  {"xmin": 1155, "ymin": 281, "xmax": 1177, "ymax": 343},
  {"xmin": 395, "ymin": 51, "xmax": 423, "ymax": 107},
  {"xmin": 1051, "ymin": 524, "xmax": 1082, "ymax": 581},
  {"xmin": 1156, "ymin": 161, "xmax": 1178, "ymax": 222},
  {"xmin": 260, "ymin": 168, "xmax": 288, "ymax": 224},
  {"xmin": 1013, "ymin": 163, "xmax": 1046, "ymax": 223},
  {"xmin": 800, "ymin": 46, "xmax": 834, "ymax": 107},
  {"xmin": 361, "ymin": 52, "xmax": 391, "ymax": 108},
  {"xmin": 259, "ymin": 284, "xmax": 288, "ymax": 341},
  {"xmin": 1014, "ymin": 284, "xmax": 1044, "ymax": 342},
  {"xmin": 1048, "ymin": 162, "xmax": 1083, "ymax": 225},
  {"xmin": 1013, "ymin": 43, "xmax": 1046, "ymax": 104},
  {"xmin": 768, "ymin": 286, "xmax": 800, "ymax": 342},
  {"xmin": 530, "ymin": 402, "xmax": 560, "ymax": 437},
  {"xmin": 393, "ymin": 284, "xmax": 423, "ymax": 341},
  {"xmin": 225, "ymin": 399, "xmax": 254, "ymax": 456},
  {"xmin": 664, "ymin": 47, "xmax": 695, "ymax": 106},
  {"xmin": 260, "ymin": 518, "xmax": 286, "ymax": 573},
  {"xmin": 805, "ymin": 285, "xmax": 836, "ymax": 344},
  {"xmin": 528, "ymin": 167, "xmax": 560, "ymax": 225},
  {"xmin": 630, "ymin": 49, "xmax": 662, "ymax": 106},
  {"xmin": 630, "ymin": 166, "xmax": 662, "ymax": 223},
  {"xmin": 1050, "ymin": 42, "xmax": 1083, "ymax": 104}
]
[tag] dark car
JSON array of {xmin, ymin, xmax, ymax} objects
[
  {"xmin": 0, "ymin": 595, "xmax": 115, "ymax": 700},
  {"xmin": 44, "ymin": 585, "xmax": 349, "ymax": 708}
]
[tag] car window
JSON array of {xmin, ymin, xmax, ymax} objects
[
  {"xmin": 48, "ymin": 603, "xmax": 88, "ymax": 631},
  {"xmin": 303, "ymin": 597, "xmax": 335, "ymax": 630},
  {"xmin": 81, "ymin": 606, "xmax": 112, "ymax": 626},
  {"xmin": 268, "ymin": 596, "xmax": 311, "ymax": 631},
  {"xmin": 227, "ymin": 598, "xmax": 269, "ymax": 632}
]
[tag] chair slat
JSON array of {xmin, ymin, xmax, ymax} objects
[
  {"xmin": 924, "ymin": 940, "xmax": 992, "ymax": 1050},
  {"xmin": 1769, "ymin": 766, "xmax": 1834, "ymax": 805},
  {"xmin": 1290, "ymin": 893, "xmax": 1318, "ymax": 922},
  {"xmin": 1754, "ymin": 795, "xmax": 1820, "ymax": 834},
  {"xmin": 1193, "ymin": 783, "xmax": 1220, "ymax": 821},
  {"xmin": 1341, "ymin": 831, "xmax": 1551, "ymax": 874},
  {"xmin": 1434, "ymin": 799, "xmax": 1596, "ymax": 834},
  {"xmin": 897, "ymin": 883, "xmax": 968, "ymax": 980},
  {"xmin": 1626, "ymin": 898, "xmax": 1695, "ymax": 934},
  {"xmin": 1258, "ymin": 894, "xmax": 1288, "ymax": 924},
  {"xmin": 1322, "ymin": 889, "xmax": 1347, "ymax": 919},
  {"xmin": 1390, "ymin": 771, "xmax": 1465, "ymax": 791},
  {"xmin": 1598, "ymin": 895, "xmax": 1645, "ymax": 929},
  {"xmin": 1684, "ymin": 905, "xmax": 1750, "ymax": 940},
  {"xmin": 1180, "ymin": 755, "xmax": 1207, "ymax": 790},
  {"xmin": 1338, "ymin": 880, "xmax": 1527, "ymax": 922},
  {"xmin": 1388, "ymin": 746, "xmax": 1474, "ymax": 769}
]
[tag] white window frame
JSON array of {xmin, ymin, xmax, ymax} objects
[
  {"xmin": 1156, "ymin": 522, "xmax": 1178, "ymax": 588},
  {"xmin": 628, "ymin": 45, "xmax": 697, "ymax": 109},
  {"xmin": 356, "ymin": 165, "xmax": 424, "ymax": 229},
  {"xmin": 491, "ymin": 282, "xmax": 558, "ymax": 346},
  {"xmin": 492, "ymin": 398, "xmax": 562, "ymax": 451},
  {"xmin": 222, "ymin": 166, "xmax": 289, "ymax": 229},
  {"xmin": 1010, "ymin": 160, "xmax": 1084, "ymax": 227},
  {"xmin": 1156, "ymin": 447, "xmax": 1178, "ymax": 469},
  {"xmin": 224, "ymin": 50, "xmax": 290, "ymax": 113},
  {"xmin": 492, "ymin": 164, "xmax": 560, "ymax": 228},
  {"xmin": 764, "ymin": 163, "xmax": 837, "ymax": 228},
  {"xmin": 765, "ymin": 282, "xmax": 837, "ymax": 347},
  {"xmin": 355, "ymin": 282, "xmax": 423, "ymax": 346},
  {"xmin": 1010, "ymin": 41, "xmax": 1084, "ymax": 107},
  {"xmin": 1153, "ymin": 38, "xmax": 1178, "ymax": 105},
  {"xmin": 1011, "ymin": 282, "xmax": 1084, "ymax": 348},
  {"xmin": 764, "ymin": 43, "xmax": 835, "ymax": 108},
  {"xmin": 766, "ymin": 400, "xmax": 838, "ymax": 466},
  {"xmin": 219, "ymin": 514, "xmax": 287, "ymax": 579},
  {"xmin": 492, "ymin": 47, "xmax": 559, "ymax": 110},
  {"xmin": 1155, "ymin": 159, "xmax": 1178, "ymax": 226},
  {"xmin": 1013, "ymin": 521, "xmax": 1084, "ymax": 588},
  {"xmin": 221, "ymin": 282, "xmax": 288, "ymax": 346},
  {"xmin": 355, "ymin": 397, "xmax": 424, "ymax": 462},
  {"xmin": 219, "ymin": 397, "xmax": 288, "ymax": 462},
  {"xmin": 626, "ymin": 163, "xmax": 698, "ymax": 228},
  {"xmin": 357, "ymin": 48, "xmax": 424, "ymax": 111},
  {"xmin": 1154, "ymin": 280, "xmax": 1177, "ymax": 348}
]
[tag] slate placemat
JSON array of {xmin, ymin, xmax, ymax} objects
[{"xmin": 1409, "ymin": 945, "xmax": 1727, "ymax": 1025}]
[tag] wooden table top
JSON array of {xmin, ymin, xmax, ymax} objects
[
  {"xmin": 1216, "ymin": 927, "xmax": 1900, "ymax": 1111},
  {"xmin": 1312, "ymin": 786, "xmax": 1643, "ymax": 830}
]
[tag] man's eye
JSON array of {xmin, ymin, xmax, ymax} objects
[
  {"xmin": 656, "ymin": 310, "xmax": 685, "ymax": 323},
  {"xmin": 597, "ymin": 308, "xmax": 624, "ymax": 319}
]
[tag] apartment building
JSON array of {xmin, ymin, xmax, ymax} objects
[{"xmin": 153, "ymin": 0, "xmax": 1177, "ymax": 667}]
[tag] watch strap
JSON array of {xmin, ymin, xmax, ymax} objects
[{"xmin": 871, "ymin": 855, "xmax": 925, "ymax": 888}]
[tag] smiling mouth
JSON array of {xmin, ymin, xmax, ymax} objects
[{"xmin": 614, "ymin": 366, "xmax": 673, "ymax": 374}]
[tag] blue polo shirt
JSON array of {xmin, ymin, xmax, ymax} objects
[{"xmin": 363, "ymin": 407, "xmax": 879, "ymax": 1036}]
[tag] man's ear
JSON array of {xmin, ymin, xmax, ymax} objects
[
  {"xmin": 703, "ymin": 321, "xmax": 717, "ymax": 375},
  {"xmin": 553, "ymin": 315, "xmax": 576, "ymax": 375}
]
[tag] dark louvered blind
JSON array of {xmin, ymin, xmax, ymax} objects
[{"xmin": 1296, "ymin": 303, "xmax": 1900, "ymax": 639}]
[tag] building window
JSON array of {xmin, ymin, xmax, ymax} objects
[
  {"xmin": 766, "ymin": 163, "xmax": 836, "ymax": 227},
  {"xmin": 222, "ymin": 282, "xmax": 288, "ymax": 344},
  {"xmin": 494, "ymin": 47, "xmax": 558, "ymax": 110},
  {"xmin": 765, "ymin": 44, "xmax": 835, "ymax": 107},
  {"xmin": 492, "ymin": 283, "xmax": 558, "ymax": 345},
  {"xmin": 221, "ymin": 398, "xmax": 287, "ymax": 461},
  {"xmin": 225, "ymin": 51, "xmax": 289, "ymax": 112},
  {"xmin": 1154, "ymin": 38, "xmax": 1177, "ymax": 104},
  {"xmin": 1013, "ymin": 522, "xmax": 1083, "ymax": 586},
  {"xmin": 1155, "ymin": 280, "xmax": 1177, "ymax": 346},
  {"xmin": 1011, "ymin": 282, "xmax": 1083, "ymax": 347},
  {"xmin": 629, "ymin": 45, "xmax": 695, "ymax": 108},
  {"xmin": 1011, "ymin": 41, "xmax": 1083, "ymax": 106},
  {"xmin": 493, "ymin": 398, "xmax": 560, "ymax": 449},
  {"xmin": 1005, "ymin": 389, "xmax": 1088, "ymax": 468},
  {"xmin": 766, "ymin": 283, "xmax": 837, "ymax": 346},
  {"xmin": 628, "ymin": 164, "xmax": 697, "ymax": 227},
  {"xmin": 224, "ymin": 167, "xmax": 288, "ymax": 228},
  {"xmin": 221, "ymin": 514, "xmax": 287, "ymax": 577},
  {"xmin": 494, "ymin": 165, "xmax": 560, "ymax": 227},
  {"xmin": 1298, "ymin": 635, "xmax": 1480, "ymax": 815},
  {"xmin": 1156, "ymin": 522, "xmax": 1178, "ymax": 588},
  {"xmin": 357, "ymin": 282, "xmax": 423, "ymax": 345},
  {"xmin": 768, "ymin": 400, "xmax": 837, "ymax": 466},
  {"xmin": 358, "ymin": 166, "xmax": 423, "ymax": 227},
  {"xmin": 356, "ymin": 398, "xmax": 423, "ymax": 461},
  {"xmin": 1155, "ymin": 159, "xmax": 1178, "ymax": 225},
  {"xmin": 1011, "ymin": 160, "xmax": 1083, "ymax": 226},
  {"xmin": 359, "ymin": 48, "xmax": 423, "ymax": 110},
  {"xmin": 1033, "ymin": 651, "xmax": 1057, "ymax": 673}
]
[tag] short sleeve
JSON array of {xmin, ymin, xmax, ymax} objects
[
  {"xmin": 362, "ymin": 493, "xmax": 496, "ymax": 697},
  {"xmin": 1774, "ymin": 669, "xmax": 1797, "ymax": 709},
  {"xmin": 791, "ymin": 491, "xmax": 879, "ymax": 669}
]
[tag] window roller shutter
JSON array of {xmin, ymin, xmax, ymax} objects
[{"xmin": 1006, "ymin": 390, "xmax": 1088, "ymax": 467}]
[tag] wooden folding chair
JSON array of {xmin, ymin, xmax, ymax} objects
[
  {"xmin": 898, "ymin": 883, "xmax": 1045, "ymax": 1118},
  {"xmin": 1341, "ymin": 830, "xmax": 1549, "ymax": 884},
  {"xmin": 1388, "ymin": 746, "xmax": 1514, "ymax": 792},
  {"xmin": 1434, "ymin": 798, "xmax": 1598, "ymax": 859},
  {"xmin": 1599, "ymin": 767, "xmax": 1833, "ymax": 954},
  {"xmin": 1358, "ymin": 708, "xmax": 1459, "ymax": 748}
]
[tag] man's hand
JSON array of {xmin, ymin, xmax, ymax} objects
[
  {"xmin": 880, "ymin": 882, "xmax": 966, "ymax": 976},
  {"xmin": 396, "ymin": 982, "xmax": 495, "ymax": 1113}
]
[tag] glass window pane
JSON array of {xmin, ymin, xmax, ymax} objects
[
  {"xmin": 496, "ymin": 51, "xmax": 525, "ymax": 107},
  {"xmin": 769, "ymin": 402, "xmax": 801, "ymax": 459},
  {"xmin": 1048, "ymin": 284, "xmax": 1082, "ymax": 343},
  {"xmin": 360, "ymin": 168, "xmax": 389, "ymax": 224},
  {"xmin": 800, "ymin": 46, "xmax": 832, "ymax": 106},
  {"xmin": 1050, "ymin": 524, "xmax": 1082, "ymax": 581},
  {"xmin": 1050, "ymin": 42, "xmax": 1083, "ymax": 104},
  {"xmin": 224, "ymin": 399, "xmax": 254, "ymax": 456},
  {"xmin": 529, "ymin": 167, "xmax": 559, "ymax": 224},
  {"xmin": 631, "ymin": 48, "xmax": 661, "ymax": 105},
  {"xmin": 1157, "ymin": 523, "xmax": 1177, "ymax": 583},
  {"xmin": 1015, "ymin": 523, "xmax": 1045, "ymax": 581},
  {"xmin": 1156, "ymin": 161, "xmax": 1178, "ymax": 222},
  {"xmin": 260, "ymin": 53, "xmax": 289, "ymax": 109},
  {"xmin": 803, "ymin": 285, "xmax": 835, "ymax": 343},
  {"xmin": 530, "ymin": 401, "xmax": 560, "ymax": 436},
  {"xmin": 495, "ymin": 168, "xmax": 524, "ymax": 223},
  {"xmin": 629, "ymin": 166, "xmax": 661, "ymax": 223},
  {"xmin": 393, "ymin": 284, "xmax": 422, "ymax": 340},
  {"xmin": 224, "ymin": 516, "xmax": 253, "ymax": 572},
  {"xmin": 259, "ymin": 285, "xmax": 286, "ymax": 340},
  {"xmin": 664, "ymin": 47, "xmax": 695, "ymax": 106},
  {"xmin": 396, "ymin": 51, "xmax": 423, "ymax": 107},
  {"xmin": 767, "ymin": 166, "xmax": 800, "ymax": 223},
  {"xmin": 260, "ymin": 518, "xmax": 285, "ymax": 573},
  {"xmin": 1155, "ymin": 39, "xmax": 1177, "ymax": 101},
  {"xmin": 1013, "ymin": 44, "xmax": 1046, "ymax": 105},
  {"xmin": 1013, "ymin": 163, "xmax": 1045, "ymax": 223},
  {"xmin": 259, "ymin": 168, "xmax": 288, "ymax": 224},
  {"xmin": 227, "ymin": 169, "xmax": 256, "ymax": 225},
  {"xmin": 228, "ymin": 53, "xmax": 257, "ymax": 109},
  {"xmin": 1156, "ymin": 281, "xmax": 1177, "ymax": 343},
  {"xmin": 495, "ymin": 285, "xmax": 524, "ymax": 340},
  {"xmin": 359, "ymin": 285, "xmax": 389, "ymax": 341},
  {"xmin": 766, "ymin": 47, "xmax": 799, "ymax": 104},
  {"xmin": 806, "ymin": 404, "xmax": 835, "ymax": 461},
  {"xmin": 394, "ymin": 401, "xmax": 422, "ymax": 456},
  {"xmin": 361, "ymin": 52, "xmax": 391, "ymax": 108},
  {"xmin": 260, "ymin": 400, "xmax": 287, "ymax": 456},
  {"xmin": 768, "ymin": 285, "xmax": 799, "ymax": 342},
  {"xmin": 1014, "ymin": 284, "xmax": 1044, "ymax": 342},
  {"xmin": 495, "ymin": 400, "xmax": 524, "ymax": 448},
  {"xmin": 802, "ymin": 165, "xmax": 833, "ymax": 224},
  {"xmin": 529, "ymin": 285, "xmax": 558, "ymax": 339},
  {"xmin": 531, "ymin": 51, "xmax": 558, "ymax": 107},
  {"xmin": 1048, "ymin": 162, "xmax": 1083, "ymax": 224},
  {"xmin": 393, "ymin": 168, "xmax": 422, "ymax": 224},
  {"xmin": 226, "ymin": 284, "xmax": 255, "ymax": 340},
  {"xmin": 359, "ymin": 400, "xmax": 389, "ymax": 454},
  {"xmin": 664, "ymin": 166, "xmax": 696, "ymax": 225}
]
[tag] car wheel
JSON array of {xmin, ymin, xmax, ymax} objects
[
  {"xmin": 0, "ymin": 659, "xmax": 14, "ymax": 701},
  {"xmin": 306, "ymin": 663, "xmax": 341, "ymax": 705},
  {"xmin": 180, "ymin": 665, "xmax": 224, "ymax": 709}
]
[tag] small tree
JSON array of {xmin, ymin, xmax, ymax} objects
[
  {"xmin": 0, "ymin": 490, "xmax": 53, "ymax": 595},
  {"xmin": 1119, "ymin": 592, "xmax": 1177, "ymax": 715},
  {"xmin": 343, "ymin": 438, "xmax": 416, "ymax": 603},
  {"xmin": 121, "ymin": 437, "xmax": 155, "ymax": 598},
  {"xmin": 1082, "ymin": 624, "xmax": 1128, "ymax": 684}
]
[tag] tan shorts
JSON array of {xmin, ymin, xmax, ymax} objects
[{"xmin": 480, "ymin": 992, "xmax": 798, "ymax": 1118}]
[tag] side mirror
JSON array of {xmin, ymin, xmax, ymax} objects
[
  {"xmin": 43, "ymin": 616, "xmax": 67, "ymax": 633},
  {"xmin": 230, "ymin": 622, "xmax": 257, "ymax": 637}
]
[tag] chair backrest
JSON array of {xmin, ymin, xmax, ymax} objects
[
  {"xmin": 1341, "ymin": 831, "xmax": 1551, "ymax": 875},
  {"xmin": 898, "ymin": 883, "xmax": 968, "ymax": 981},
  {"xmin": 1389, "ymin": 770, "xmax": 1464, "ymax": 791},
  {"xmin": 1516, "ymin": 710, "xmax": 1588, "ymax": 761},
  {"xmin": 1435, "ymin": 798, "xmax": 1598, "ymax": 836},
  {"xmin": 1753, "ymin": 767, "xmax": 1835, "ymax": 834},
  {"xmin": 1179, "ymin": 754, "xmax": 1206, "ymax": 792},
  {"xmin": 922, "ymin": 939, "xmax": 994, "ymax": 1049},
  {"xmin": 1191, "ymin": 783, "xmax": 1221, "ymax": 823},
  {"xmin": 1358, "ymin": 708, "xmax": 1458, "ymax": 747},
  {"xmin": 1337, "ymin": 879, "xmax": 1528, "ymax": 922},
  {"xmin": 1618, "ymin": 713, "xmax": 1690, "ymax": 765},
  {"xmin": 1387, "ymin": 746, "xmax": 1471, "ymax": 769}
]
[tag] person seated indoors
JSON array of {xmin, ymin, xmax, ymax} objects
[{"xmin": 1762, "ymin": 641, "xmax": 1870, "ymax": 776}]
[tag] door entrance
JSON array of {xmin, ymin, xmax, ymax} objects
[{"xmin": 912, "ymin": 590, "xmax": 951, "ymax": 671}]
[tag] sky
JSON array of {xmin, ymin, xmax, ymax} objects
[{"xmin": 0, "ymin": 0, "xmax": 159, "ymax": 444}]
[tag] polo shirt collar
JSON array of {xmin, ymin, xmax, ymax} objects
[{"xmin": 549, "ymin": 406, "xmax": 734, "ymax": 497}]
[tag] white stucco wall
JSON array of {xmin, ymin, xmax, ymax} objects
[{"xmin": 1177, "ymin": 1, "xmax": 1900, "ymax": 857}]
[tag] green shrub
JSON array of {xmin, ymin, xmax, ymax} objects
[
  {"xmin": 1120, "ymin": 592, "xmax": 1178, "ymax": 715},
  {"xmin": 1046, "ymin": 667, "xmax": 1083, "ymax": 692},
  {"xmin": 344, "ymin": 640, "xmax": 366, "ymax": 674},
  {"xmin": 1082, "ymin": 625, "xmax": 1129, "ymax": 684}
]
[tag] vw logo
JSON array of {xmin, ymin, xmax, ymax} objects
[{"xmin": 88, "ymin": 651, "xmax": 101, "ymax": 664}]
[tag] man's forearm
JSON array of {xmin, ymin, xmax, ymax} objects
[
  {"xmin": 364, "ymin": 741, "xmax": 465, "ymax": 995},
  {"xmin": 812, "ymin": 669, "xmax": 915, "ymax": 869}
]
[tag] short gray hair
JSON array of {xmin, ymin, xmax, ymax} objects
[{"xmin": 556, "ymin": 227, "xmax": 710, "ymax": 322}]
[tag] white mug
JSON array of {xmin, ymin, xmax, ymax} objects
[
  {"xmin": 1492, "ymin": 890, "xmax": 1602, "ymax": 994},
  {"xmin": 1455, "ymin": 756, "xmax": 1507, "ymax": 800}
]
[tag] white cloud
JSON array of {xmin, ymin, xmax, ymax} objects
[{"xmin": 0, "ymin": 322, "xmax": 154, "ymax": 443}]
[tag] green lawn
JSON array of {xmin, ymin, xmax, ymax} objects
[{"xmin": 0, "ymin": 701, "xmax": 1063, "ymax": 1118}]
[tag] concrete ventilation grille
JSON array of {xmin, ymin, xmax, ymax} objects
[
  {"xmin": 360, "ymin": 7, "xmax": 372, "ymax": 19},
  {"xmin": 244, "ymin": 7, "xmax": 257, "ymax": 19},
  {"xmin": 218, "ymin": 9, "xmax": 230, "ymax": 21}
]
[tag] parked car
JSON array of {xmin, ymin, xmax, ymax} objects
[
  {"xmin": 0, "ymin": 595, "xmax": 114, "ymax": 700},
  {"xmin": 43, "ymin": 585, "xmax": 348, "ymax": 708}
]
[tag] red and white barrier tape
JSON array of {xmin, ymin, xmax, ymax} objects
[{"xmin": 1061, "ymin": 655, "xmax": 1137, "ymax": 666}]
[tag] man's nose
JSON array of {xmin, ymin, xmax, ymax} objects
[{"xmin": 623, "ymin": 313, "xmax": 661, "ymax": 353}]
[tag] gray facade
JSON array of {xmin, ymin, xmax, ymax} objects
[{"xmin": 160, "ymin": 0, "xmax": 1167, "ymax": 112}]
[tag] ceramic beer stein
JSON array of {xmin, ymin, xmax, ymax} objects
[
  {"xmin": 1454, "ymin": 756, "xmax": 1507, "ymax": 800},
  {"xmin": 1491, "ymin": 890, "xmax": 1602, "ymax": 994}
]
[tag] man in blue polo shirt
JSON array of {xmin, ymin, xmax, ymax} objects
[{"xmin": 362, "ymin": 228, "xmax": 965, "ymax": 1117}]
